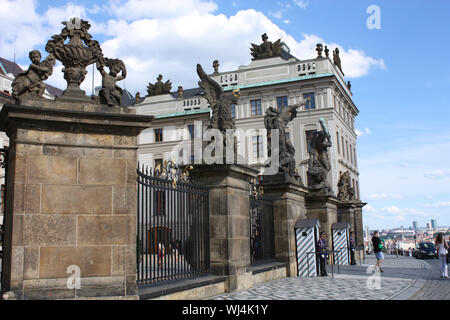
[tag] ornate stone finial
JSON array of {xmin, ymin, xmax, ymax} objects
[
  {"xmin": 316, "ymin": 43, "xmax": 323, "ymax": 58},
  {"xmin": 213, "ymin": 60, "xmax": 219, "ymax": 74},
  {"xmin": 307, "ymin": 118, "xmax": 333, "ymax": 195},
  {"xmin": 197, "ymin": 63, "xmax": 236, "ymax": 134},
  {"xmin": 177, "ymin": 86, "xmax": 183, "ymax": 98},
  {"xmin": 97, "ymin": 57, "xmax": 127, "ymax": 107},
  {"xmin": 347, "ymin": 81, "xmax": 352, "ymax": 91},
  {"xmin": 337, "ymin": 171, "xmax": 356, "ymax": 201},
  {"xmin": 263, "ymin": 97, "xmax": 309, "ymax": 185},
  {"xmin": 11, "ymin": 49, "xmax": 56, "ymax": 100},
  {"xmin": 135, "ymin": 92, "xmax": 141, "ymax": 104},
  {"xmin": 44, "ymin": 18, "xmax": 105, "ymax": 102},
  {"xmin": 146, "ymin": 74, "xmax": 172, "ymax": 96},
  {"xmin": 333, "ymin": 48, "xmax": 343, "ymax": 74},
  {"xmin": 250, "ymin": 33, "xmax": 283, "ymax": 60},
  {"xmin": 324, "ymin": 45, "xmax": 330, "ymax": 58}
]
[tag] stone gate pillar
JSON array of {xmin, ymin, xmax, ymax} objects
[
  {"xmin": 260, "ymin": 177, "xmax": 309, "ymax": 277},
  {"xmin": 191, "ymin": 164, "xmax": 258, "ymax": 292},
  {"xmin": 0, "ymin": 100, "xmax": 152, "ymax": 299},
  {"xmin": 306, "ymin": 194, "xmax": 339, "ymax": 260}
]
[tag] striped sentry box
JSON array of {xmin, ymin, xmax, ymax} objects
[
  {"xmin": 332, "ymin": 223, "xmax": 350, "ymax": 266},
  {"xmin": 295, "ymin": 219, "xmax": 320, "ymax": 277}
]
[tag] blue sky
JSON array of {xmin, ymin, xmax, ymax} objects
[{"xmin": 1, "ymin": 0, "xmax": 449, "ymax": 230}]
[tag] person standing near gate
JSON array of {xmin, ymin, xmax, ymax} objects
[
  {"xmin": 349, "ymin": 231, "xmax": 356, "ymax": 265},
  {"xmin": 317, "ymin": 231, "xmax": 328, "ymax": 276},
  {"xmin": 371, "ymin": 231, "xmax": 384, "ymax": 272},
  {"xmin": 435, "ymin": 233, "xmax": 448, "ymax": 278}
]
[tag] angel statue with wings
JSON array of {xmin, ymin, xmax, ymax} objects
[
  {"xmin": 250, "ymin": 33, "xmax": 282, "ymax": 60},
  {"xmin": 196, "ymin": 64, "xmax": 240, "ymax": 134}
]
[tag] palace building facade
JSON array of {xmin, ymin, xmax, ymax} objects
[{"xmin": 131, "ymin": 41, "xmax": 360, "ymax": 198}]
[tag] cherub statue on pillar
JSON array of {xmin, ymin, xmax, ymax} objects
[
  {"xmin": 11, "ymin": 50, "xmax": 56, "ymax": 99},
  {"xmin": 97, "ymin": 58, "xmax": 127, "ymax": 106}
]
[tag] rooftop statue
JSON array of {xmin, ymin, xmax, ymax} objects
[
  {"xmin": 196, "ymin": 63, "xmax": 239, "ymax": 134},
  {"xmin": 212, "ymin": 60, "xmax": 219, "ymax": 74},
  {"xmin": 11, "ymin": 50, "xmax": 56, "ymax": 99},
  {"xmin": 337, "ymin": 171, "xmax": 356, "ymax": 201},
  {"xmin": 307, "ymin": 118, "xmax": 333, "ymax": 195},
  {"xmin": 147, "ymin": 74, "xmax": 172, "ymax": 96},
  {"xmin": 97, "ymin": 58, "xmax": 127, "ymax": 106},
  {"xmin": 250, "ymin": 33, "xmax": 282, "ymax": 60},
  {"xmin": 264, "ymin": 98, "xmax": 309, "ymax": 184},
  {"xmin": 333, "ymin": 48, "xmax": 343, "ymax": 75}
]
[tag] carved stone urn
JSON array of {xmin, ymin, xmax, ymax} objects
[{"xmin": 46, "ymin": 18, "xmax": 103, "ymax": 102}]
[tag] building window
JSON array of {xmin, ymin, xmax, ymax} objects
[
  {"xmin": 353, "ymin": 147, "xmax": 357, "ymax": 167},
  {"xmin": 356, "ymin": 181, "xmax": 360, "ymax": 199},
  {"xmin": 155, "ymin": 128, "xmax": 163, "ymax": 142},
  {"xmin": 303, "ymin": 93, "xmax": 316, "ymax": 109},
  {"xmin": 231, "ymin": 103, "xmax": 236, "ymax": 119},
  {"xmin": 276, "ymin": 96, "xmax": 288, "ymax": 109},
  {"xmin": 154, "ymin": 190, "xmax": 165, "ymax": 216},
  {"xmin": 350, "ymin": 143, "xmax": 353, "ymax": 164},
  {"xmin": 305, "ymin": 130, "xmax": 317, "ymax": 153},
  {"xmin": 345, "ymin": 140, "xmax": 349, "ymax": 160},
  {"xmin": 188, "ymin": 124, "xmax": 195, "ymax": 139},
  {"xmin": 336, "ymin": 132, "xmax": 340, "ymax": 154},
  {"xmin": 251, "ymin": 99, "xmax": 262, "ymax": 116},
  {"xmin": 252, "ymin": 135, "xmax": 263, "ymax": 158},
  {"xmin": 341, "ymin": 136, "xmax": 345, "ymax": 158}
]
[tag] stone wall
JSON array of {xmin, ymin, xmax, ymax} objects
[{"xmin": 0, "ymin": 101, "xmax": 152, "ymax": 299}]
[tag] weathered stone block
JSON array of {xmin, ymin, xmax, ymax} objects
[
  {"xmin": 42, "ymin": 185, "xmax": 112, "ymax": 214},
  {"xmin": 113, "ymin": 186, "xmax": 136, "ymax": 215},
  {"xmin": 25, "ymin": 184, "xmax": 41, "ymax": 214},
  {"xmin": 39, "ymin": 246, "xmax": 112, "ymax": 278},
  {"xmin": 24, "ymin": 247, "xmax": 40, "ymax": 280},
  {"xmin": 13, "ymin": 183, "xmax": 25, "ymax": 214},
  {"xmin": 27, "ymin": 155, "xmax": 77, "ymax": 184},
  {"xmin": 24, "ymin": 215, "xmax": 76, "ymax": 246},
  {"xmin": 112, "ymin": 246, "xmax": 125, "ymax": 275},
  {"xmin": 79, "ymin": 158, "xmax": 126, "ymax": 185},
  {"xmin": 77, "ymin": 215, "xmax": 134, "ymax": 246}
]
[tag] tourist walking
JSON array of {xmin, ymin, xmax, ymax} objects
[
  {"xmin": 435, "ymin": 233, "xmax": 448, "ymax": 278},
  {"xmin": 349, "ymin": 231, "xmax": 356, "ymax": 265},
  {"xmin": 371, "ymin": 231, "xmax": 384, "ymax": 272},
  {"xmin": 317, "ymin": 231, "xmax": 328, "ymax": 276}
]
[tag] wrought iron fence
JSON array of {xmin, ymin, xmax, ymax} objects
[
  {"xmin": 136, "ymin": 161, "xmax": 210, "ymax": 285},
  {"xmin": 249, "ymin": 178, "xmax": 275, "ymax": 265}
]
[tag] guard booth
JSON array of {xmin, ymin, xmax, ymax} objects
[
  {"xmin": 331, "ymin": 222, "xmax": 350, "ymax": 265},
  {"xmin": 295, "ymin": 218, "xmax": 320, "ymax": 277}
]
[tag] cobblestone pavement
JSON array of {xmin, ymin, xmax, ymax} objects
[
  {"xmin": 410, "ymin": 257, "xmax": 450, "ymax": 300},
  {"xmin": 207, "ymin": 255, "xmax": 449, "ymax": 300}
]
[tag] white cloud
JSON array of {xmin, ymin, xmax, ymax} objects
[
  {"xmin": 424, "ymin": 202, "xmax": 450, "ymax": 208},
  {"xmin": 366, "ymin": 193, "xmax": 402, "ymax": 201},
  {"xmin": 1, "ymin": 1, "xmax": 386, "ymax": 95},
  {"xmin": 107, "ymin": 0, "xmax": 218, "ymax": 20},
  {"xmin": 424, "ymin": 170, "xmax": 450, "ymax": 180},
  {"xmin": 293, "ymin": 0, "xmax": 309, "ymax": 9},
  {"xmin": 283, "ymin": 19, "xmax": 291, "ymax": 24},
  {"xmin": 356, "ymin": 127, "xmax": 372, "ymax": 137}
]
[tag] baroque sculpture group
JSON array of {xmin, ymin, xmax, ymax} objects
[{"xmin": 10, "ymin": 18, "xmax": 354, "ymax": 196}]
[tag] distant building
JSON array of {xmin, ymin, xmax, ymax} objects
[
  {"xmin": 412, "ymin": 221, "xmax": 419, "ymax": 230},
  {"xmin": 426, "ymin": 222, "xmax": 431, "ymax": 230},
  {"xmin": 431, "ymin": 218, "xmax": 437, "ymax": 229}
]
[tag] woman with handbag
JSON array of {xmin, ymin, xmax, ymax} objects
[{"xmin": 435, "ymin": 233, "xmax": 448, "ymax": 278}]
